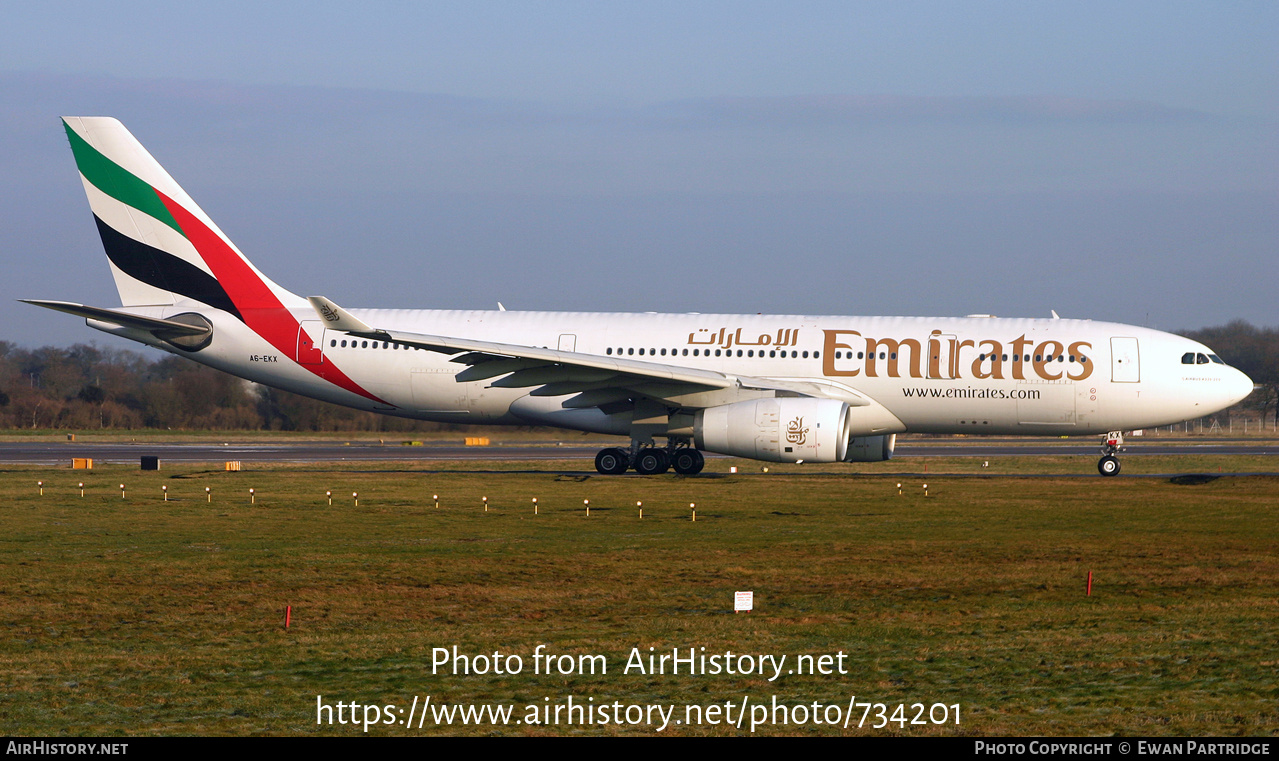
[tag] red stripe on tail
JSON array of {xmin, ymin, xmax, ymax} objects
[{"xmin": 155, "ymin": 190, "xmax": 388, "ymax": 405}]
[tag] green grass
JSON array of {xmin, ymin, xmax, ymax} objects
[{"xmin": 1, "ymin": 460, "xmax": 1276, "ymax": 736}]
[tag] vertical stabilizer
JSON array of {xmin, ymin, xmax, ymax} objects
[{"xmin": 62, "ymin": 117, "xmax": 304, "ymax": 314}]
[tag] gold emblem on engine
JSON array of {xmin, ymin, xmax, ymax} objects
[{"xmin": 786, "ymin": 417, "xmax": 808, "ymax": 445}]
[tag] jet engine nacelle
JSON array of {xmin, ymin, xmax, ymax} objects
[
  {"xmin": 694, "ymin": 398, "xmax": 851, "ymax": 463},
  {"xmin": 843, "ymin": 433, "xmax": 896, "ymax": 462}
]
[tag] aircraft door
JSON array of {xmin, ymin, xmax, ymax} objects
[
  {"xmin": 558, "ymin": 334, "xmax": 576, "ymax": 352},
  {"xmin": 928, "ymin": 334, "xmax": 958, "ymax": 379},
  {"xmin": 296, "ymin": 321, "xmax": 325, "ymax": 366},
  {"xmin": 1110, "ymin": 337, "xmax": 1140, "ymax": 383}
]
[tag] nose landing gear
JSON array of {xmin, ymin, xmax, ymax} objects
[{"xmin": 1098, "ymin": 431, "xmax": 1124, "ymax": 476}]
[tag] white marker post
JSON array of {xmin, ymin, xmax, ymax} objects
[{"xmin": 735, "ymin": 591, "xmax": 753, "ymax": 614}]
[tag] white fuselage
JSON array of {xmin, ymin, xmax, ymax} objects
[{"xmin": 94, "ymin": 307, "xmax": 1254, "ymax": 439}]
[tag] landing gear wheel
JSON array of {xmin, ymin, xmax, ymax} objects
[
  {"xmin": 1098, "ymin": 455, "xmax": 1121, "ymax": 477},
  {"xmin": 595, "ymin": 448, "xmax": 629, "ymax": 475},
  {"xmin": 634, "ymin": 448, "xmax": 670, "ymax": 475},
  {"xmin": 671, "ymin": 449, "xmax": 705, "ymax": 475}
]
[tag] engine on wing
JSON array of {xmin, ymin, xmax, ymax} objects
[
  {"xmin": 694, "ymin": 398, "xmax": 851, "ymax": 463},
  {"xmin": 843, "ymin": 433, "xmax": 896, "ymax": 462}
]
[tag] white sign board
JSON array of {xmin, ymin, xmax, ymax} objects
[{"xmin": 734, "ymin": 591, "xmax": 753, "ymax": 613}]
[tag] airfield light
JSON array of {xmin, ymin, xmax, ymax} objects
[
  {"xmin": 433, "ymin": 494, "xmax": 439, "ymax": 509},
  {"xmin": 162, "ymin": 485, "xmax": 168, "ymax": 502},
  {"xmin": 532, "ymin": 497, "xmax": 538, "ymax": 515},
  {"xmin": 584, "ymin": 499, "xmax": 589, "ymax": 517},
  {"xmin": 37, "ymin": 481, "xmax": 43, "ymax": 496},
  {"xmin": 923, "ymin": 484, "xmax": 929, "ymax": 498},
  {"xmin": 897, "ymin": 482, "xmax": 902, "ymax": 496},
  {"xmin": 78, "ymin": 482, "xmax": 84, "ymax": 498},
  {"xmin": 483, "ymin": 496, "xmax": 488, "ymax": 512},
  {"xmin": 637, "ymin": 500, "xmax": 642, "ymax": 519},
  {"xmin": 206, "ymin": 486, "xmax": 211, "ymax": 502},
  {"xmin": 120, "ymin": 484, "xmax": 126, "ymax": 499},
  {"xmin": 691, "ymin": 502, "xmax": 696, "ymax": 522},
  {"xmin": 326, "ymin": 490, "xmax": 332, "ymax": 506},
  {"xmin": 353, "ymin": 492, "xmax": 359, "ymax": 507},
  {"xmin": 249, "ymin": 488, "xmax": 256, "ymax": 504}
]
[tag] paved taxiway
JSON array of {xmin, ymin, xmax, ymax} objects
[{"xmin": 0, "ymin": 439, "xmax": 1272, "ymax": 465}]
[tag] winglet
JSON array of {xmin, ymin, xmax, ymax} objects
[{"xmin": 307, "ymin": 296, "xmax": 376, "ymax": 333}]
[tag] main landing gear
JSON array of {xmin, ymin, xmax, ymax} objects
[
  {"xmin": 594, "ymin": 441, "xmax": 705, "ymax": 475},
  {"xmin": 1098, "ymin": 431, "xmax": 1124, "ymax": 477}
]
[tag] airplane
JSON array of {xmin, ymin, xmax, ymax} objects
[{"xmin": 25, "ymin": 117, "xmax": 1255, "ymax": 477}]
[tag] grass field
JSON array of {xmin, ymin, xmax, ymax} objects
[{"xmin": 1, "ymin": 457, "xmax": 1276, "ymax": 736}]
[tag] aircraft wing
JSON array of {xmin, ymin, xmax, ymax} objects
[{"xmin": 308, "ymin": 297, "xmax": 867, "ymax": 407}]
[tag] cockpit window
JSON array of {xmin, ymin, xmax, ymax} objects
[
  {"xmin": 1209, "ymin": 354, "xmax": 1225, "ymax": 365},
  {"xmin": 1197, "ymin": 353, "xmax": 1209, "ymax": 364},
  {"xmin": 1181, "ymin": 352, "xmax": 1195, "ymax": 364}
]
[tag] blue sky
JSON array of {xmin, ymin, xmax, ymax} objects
[{"xmin": 2, "ymin": 1, "xmax": 1276, "ymax": 347}]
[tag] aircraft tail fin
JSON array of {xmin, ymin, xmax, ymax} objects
[{"xmin": 61, "ymin": 117, "xmax": 304, "ymax": 317}]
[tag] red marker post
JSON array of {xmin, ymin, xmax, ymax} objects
[
  {"xmin": 1087, "ymin": 571, "xmax": 1093, "ymax": 596},
  {"xmin": 285, "ymin": 605, "xmax": 292, "ymax": 629}
]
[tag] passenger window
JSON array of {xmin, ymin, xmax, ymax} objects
[
  {"xmin": 803, "ymin": 351, "xmax": 809, "ymax": 358},
  {"xmin": 628, "ymin": 348, "xmax": 634, "ymax": 355}
]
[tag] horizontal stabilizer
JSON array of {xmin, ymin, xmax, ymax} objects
[{"xmin": 20, "ymin": 300, "xmax": 211, "ymax": 335}]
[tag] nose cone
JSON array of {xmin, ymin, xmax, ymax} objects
[{"xmin": 1226, "ymin": 367, "xmax": 1255, "ymax": 407}]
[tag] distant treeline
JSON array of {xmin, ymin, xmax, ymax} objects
[
  {"xmin": 1, "ymin": 320, "xmax": 1276, "ymax": 431},
  {"xmin": 0, "ymin": 342, "xmax": 452, "ymax": 432}
]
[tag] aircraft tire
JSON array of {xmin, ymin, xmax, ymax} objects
[
  {"xmin": 634, "ymin": 448, "xmax": 670, "ymax": 475},
  {"xmin": 672, "ymin": 449, "xmax": 705, "ymax": 475},
  {"xmin": 595, "ymin": 448, "xmax": 630, "ymax": 475},
  {"xmin": 1098, "ymin": 455, "xmax": 1121, "ymax": 477}
]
